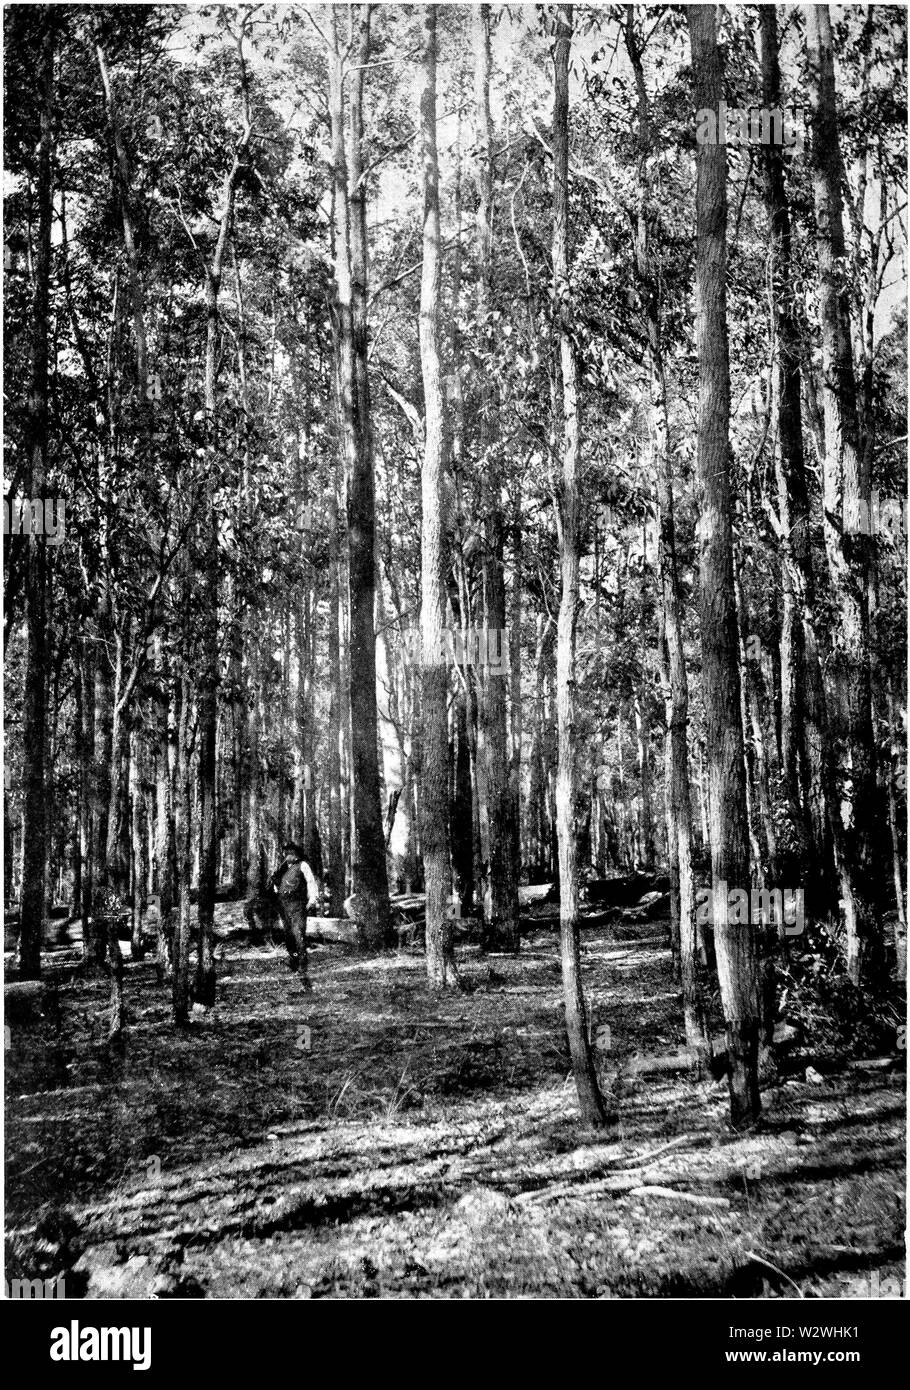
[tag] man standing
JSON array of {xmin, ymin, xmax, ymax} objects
[{"xmin": 269, "ymin": 841, "xmax": 320, "ymax": 987}]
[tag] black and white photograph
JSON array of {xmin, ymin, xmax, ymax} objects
[{"xmin": 2, "ymin": 0, "xmax": 907, "ymax": 1323}]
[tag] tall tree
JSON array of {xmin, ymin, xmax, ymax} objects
[
  {"xmin": 553, "ymin": 4, "xmax": 609, "ymax": 1128},
  {"xmin": 18, "ymin": 10, "xmax": 55, "ymax": 980},
  {"xmin": 624, "ymin": 5, "xmax": 709, "ymax": 1069},
  {"xmin": 805, "ymin": 2, "xmax": 881, "ymax": 985},
  {"xmin": 688, "ymin": 3, "xmax": 763, "ymax": 1127},
  {"xmin": 419, "ymin": 3, "xmax": 458, "ymax": 988},
  {"xmin": 196, "ymin": 12, "xmax": 253, "ymax": 1006},
  {"xmin": 474, "ymin": 2, "xmax": 520, "ymax": 952},
  {"xmin": 328, "ymin": 4, "xmax": 391, "ymax": 949},
  {"xmin": 756, "ymin": 5, "xmax": 827, "ymax": 869}
]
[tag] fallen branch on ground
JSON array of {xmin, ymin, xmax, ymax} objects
[{"xmin": 630, "ymin": 1186, "xmax": 730, "ymax": 1208}]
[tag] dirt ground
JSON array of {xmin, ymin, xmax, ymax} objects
[{"xmin": 5, "ymin": 913, "xmax": 906, "ymax": 1299}]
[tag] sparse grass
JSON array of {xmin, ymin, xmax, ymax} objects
[{"xmin": 4, "ymin": 918, "xmax": 905, "ymax": 1299}]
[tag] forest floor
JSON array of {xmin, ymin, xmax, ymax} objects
[{"xmin": 5, "ymin": 906, "xmax": 906, "ymax": 1300}]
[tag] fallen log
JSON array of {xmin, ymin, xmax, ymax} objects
[
  {"xmin": 585, "ymin": 873, "xmax": 670, "ymax": 908},
  {"xmin": 210, "ymin": 900, "xmax": 358, "ymax": 946},
  {"xmin": 518, "ymin": 883, "xmax": 557, "ymax": 907},
  {"xmin": 306, "ymin": 917, "xmax": 359, "ymax": 945},
  {"xmin": 517, "ymin": 1135, "xmax": 694, "ymax": 1206},
  {"xmin": 388, "ymin": 884, "xmax": 556, "ymax": 913}
]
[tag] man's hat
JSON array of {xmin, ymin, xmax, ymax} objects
[{"xmin": 282, "ymin": 841, "xmax": 302, "ymax": 858}]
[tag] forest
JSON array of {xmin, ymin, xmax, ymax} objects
[{"xmin": 3, "ymin": 2, "xmax": 907, "ymax": 1301}]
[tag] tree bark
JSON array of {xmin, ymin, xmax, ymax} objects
[
  {"xmin": 473, "ymin": 3, "xmax": 520, "ymax": 952},
  {"xmin": 419, "ymin": 5, "xmax": 458, "ymax": 988},
  {"xmin": 172, "ymin": 678, "xmax": 192, "ymax": 1025},
  {"xmin": 805, "ymin": 3, "xmax": 881, "ymax": 985},
  {"xmin": 329, "ymin": 5, "xmax": 391, "ymax": 947},
  {"xmin": 688, "ymin": 4, "xmax": 762, "ymax": 1128},
  {"xmin": 553, "ymin": 5, "xmax": 609, "ymax": 1128},
  {"xmin": 18, "ymin": 12, "xmax": 54, "ymax": 980},
  {"xmin": 625, "ymin": 4, "xmax": 710, "ymax": 1068}
]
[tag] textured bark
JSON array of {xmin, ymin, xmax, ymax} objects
[
  {"xmin": 805, "ymin": 3, "xmax": 881, "ymax": 985},
  {"xmin": 195, "ymin": 22, "xmax": 253, "ymax": 1004},
  {"xmin": 18, "ymin": 13, "xmax": 54, "ymax": 980},
  {"xmin": 688, "ymin": 5, "xmax": 762, "ymax": 1127},
  {"xmin": 171, "ymin": 679, "xmax": 192, "ymax": 1025},
  {"xmin": 155, "ymin": 649, "xmax": 177, "ymax": 981},
  {"xmin": 247, "ymin": 639, "xmax": 265, "ymax": 896},
  {"xmin": 104, "ymin": 641, "xmax": 130, "ymax": 896},
  {"xmin": 509, "ymin": 513, "xmax": 523, "ymax": 879},
  {"xmin": 196, "ymin": 286, "xmax": 220, "ymax": 1008},
  {"xmin": 77, "ymin": 642, "xmax": 95, "ymax": 937},
  {"xmin": 553, "ymin": 6, "xmax": 609, "ymax": 1128},
  {"xmin": 527, "ymin": 614, "xmax": 554, "ymax": 878},
  {"xmin": 756, "ymin": 8, "xmax": 834, "ymax": 918},
  {"xmin": 85, "ymin": 621, "xmax": 113, "ymax": 970},
  {"xmin": 329, "ymin": 5, "xmax": 391, "ymax": 948},
  {"xmin": 96, "ymin": 40, "xmax": 148, "ymax": 400},
  {"xmin": 129, "ymin": 730, "xmax": 146, "ymax": 958},
  {"xmin": 634, "ymin": 688, "xmax": 654, "ymax": 871},
  {"xmin": 326, "ymin": 491, "xmax": 345, "ymax": 916},
  {"xmin": 886, "ymin": 680, "xmax": 906, "ymax": 980},
  {"xmin": 625, "ymin": 6, "xmax": 709, "ymax": 1068},
  {"xmin": 419, "ymin": 5, "xmax": 458, "ymax": 988},
  {"xmin": 474, "ymin": 3, "xmax": 520, "ymax": 952}
]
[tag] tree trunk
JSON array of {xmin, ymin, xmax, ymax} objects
[
  {"xmin": 553, "ymin": 5, "xmax": 609, "ymax": 1129},
  {"xmin": 195, "ymin": 269, "xmax": 220, "ymax": 1008},
  {"xmin": 688, "ymin": 4, "xmax": 762, "ymax": 1128},
  {"xmin": 155, "ymin": 650, "xmax": 177, "ymax": 981},
  {"xmin": 326, "ymin": 490, "xmax": 345, "ymax": 916},
  {"xmin": 625, "ymin": 5, "xmax": 710, "ymax": 1067},
  {"xmin": 805, "ymin": 3, "xmax": 881, "ymax": 986},
  {"xmin": 474, "ymin": 2, "xmax": 520, "ymax": 952},
  {"xmin": 172, "ymin": 678, "xmax": 192, "ymax": 1025},
  {"xmin": 18, "ymin": 13, "xmax": 54, "ymax": 980},
  {"xmin": 329, "ymin": 5, "xmax": 391, "ymax": 948},
  {"xmin": 418, "ymin": 5, "xmax": 458, "ymax": 988},
  {"xmin": 129, "ymin": 729, "xmax": 145, "ymax": 958}
]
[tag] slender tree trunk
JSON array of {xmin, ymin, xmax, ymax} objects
[
  {"xmin": 329, "ymin": 5, "xmax": 391, "ymax": 947},
  {"xmin": 509, "ymin": 511, "xmax": 523, "ymax": 882},
  {"xmin": 327, "ymin": 490, "xmax": 345, "ymax": 915},
  {"xmin": 172, "ymin": 678, "xmax": 192, "ymax": 1025},
  {"xmin": 78, "ymin": 641, "xmax": 95, "ymax": 934},
  {"xmin": 688, "ymin": 5, "xmax": 762, "ymax": 1128},
  {"xmin": 473, "ymin": 2, "xmax": 520, "ymax": 951},
  {"xmin": 104, "ymin": 640, "xmax": 131, "ymax": 896},
  {"xmin": 155, "ymin": 652, "xmax": 177, "ymax": 980},
  {"xmin": 19, "ymin": 13, "xmax": 54, "ymax": 980},
  {"xmin": 418, "ymin": 5, "xmax": 458, "ymax": 987},
  {"xmin": 86, "ymin": 616, "xmax": 114, "ymax": 971},
  {"xmin": 634, "ymin": 689, "xmax": 654, "ymax": 871},
  {"xmin": 196, "ymin": 269, "xmax": 220, "ymax": 1008},
  {"xmin": 553, "ymin": 6, "xmax": 609, "ymax": 1128},
  {"xmin": 625, "ymin": 4, "xmax": 710, "ymax": 1066},
  {"xmin": 805, "ymin": 3, "xmax": 881, "ymax": 986},
  {"xmin": 96, "ymin": 40, "xmax": 148, "ymax": 400},
  {"xmin": 129, "ymin": 729, "xmax": 145, "ymax": 957},
  {"xmin": 756, "ymin": 10, "xmax": 834, "ymax": 923},
  {"xmin": 247, "ymin": 639, "xmax": 265, "ymax": 895},
  {"xmin": 886, "ymin": 678, "xmax": 906, "ymax": 981}
]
